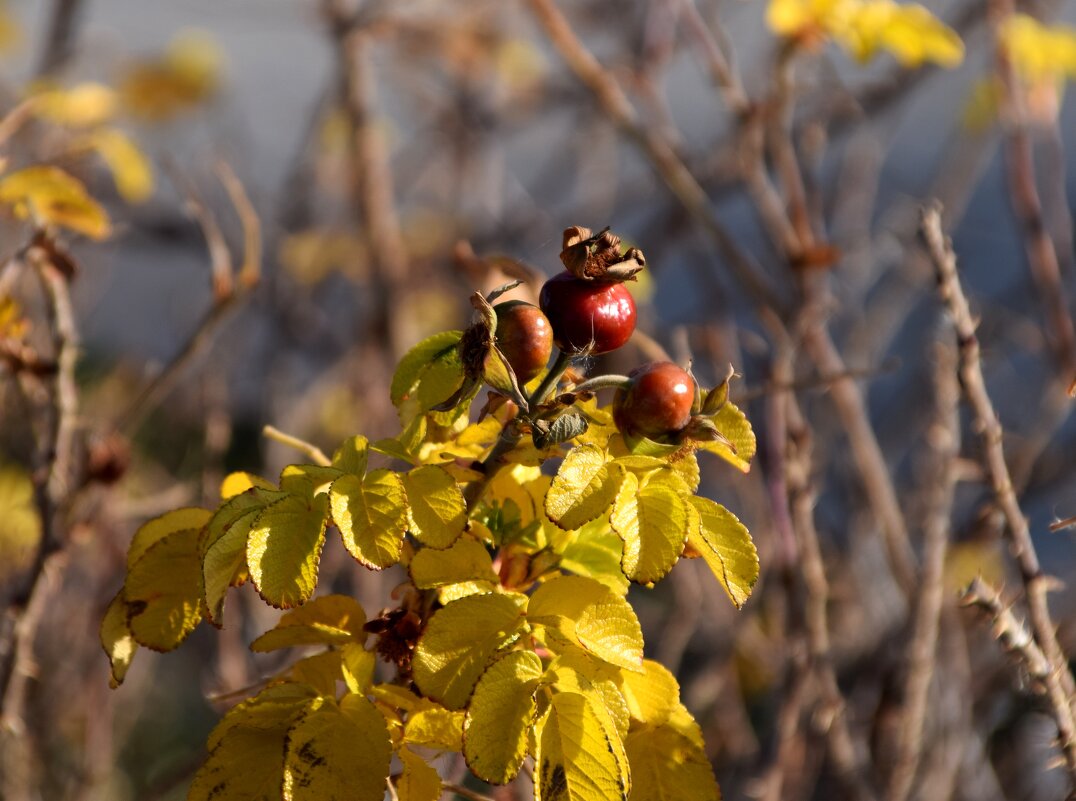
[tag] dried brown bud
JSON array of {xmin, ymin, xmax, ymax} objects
[{"xmin": 559, "ymin": 225, "xmax": 645, "ymax": 281}]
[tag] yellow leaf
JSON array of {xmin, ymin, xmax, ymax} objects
[
  {"xmin": 119, "ymin": 30, "xmax": 224, "ymax": 122},
  {"xmin": 32, "ymin": 82, "xmax": 117, "ymax": 128},
  {"xmin": 82, "ymin": 128, "xmax": 154, "ymax": 203},
  {"xmin": 390, "ymin": 330, "xmax": 466, "ymax": 422},
  {"xmin": 558, "ymin": 519, "xmax": 629, "ymax": 595},
  {"xmin": 528, "ymin": 575, "xmax": 643, "ymax": 672},
  {"xmin": 330, "ymin": 470, "xmax": 409, "ymax": 569},
  {"xmin": 687, "ymin": 497, "xmax": 758, "ymax": 608},
  {"xmin": 766, "ymin": 0, "xmax": 855, "ymax": 39},
  {"xmin": 624, "ymin": 722, "xmax": 719, "ymax": 801},
  {"xmin": 279, "ymin": 228, "xmax": 367, "ymax": 286},
  {"xmin": 0, "ymin": 165, "xmax": 110, "ymax": 239},
  {"xmin": 123, "ymin": 526, "xmax": 204, "ymax": 650},
  {"xmin": 288, "ymin": 650, "xmax": 346, "ymax": 696},
  {"xmin": 404, "ymin": 700, "xmax": 465, "ymax": 751},
  {"xmin": 545, "ymin": 444, "xmax": 624, "ymax": 530},
  {"xmin": 841, "ymin": 1, "xmax": 963, "ymax": 67},
  {"xmin": 464, "ymin": 650, "xmax": 543, "ymax": 783},
  {"xmin": 401, "ymin": 464, "xmax": 467, "ymax": 548},
  {"xmin": 398, "ymin": 747, "xmax": 442, "ymax": 801},
  {"xmin": 251, "ymin": 594, "xmax": 367, "ymax": 652},
  {"xmin": 413, "ymin": 592, "xmax": 526, "ymax": 709},
  {"xmin": 100, "ymin": 592, "xmax": 137, "ymax": 688},
  {"xmin": 410, "ymin": 537, "xmax": 498, "ymax": 589},
  {"xmin": 283, "ymin": 695, "xmax": 392, "ymax": 801},
  {"xmin": 202, "ymin": 488, "xmax": 286, "ymax": 625},
  {"xmin": 611, "ymin": 472, "xmax": 688, "ymax": 585},
  {"xmin": 246, "ymin": 492, "xmax": 330, "ymax": 608},
  {"xmin": 0, "ymin": 463, "xmax": 41, "ymax": 584},
  {"xmin": 0, "ymin": 3, "xmax": 21, "ymax": 55},
  {"xmin": 617, "ymin": 660, "xmax": 680, "ymax": 726},
  {"xmin": 545, "ymin": 651, "xmax": 630, "ymax": 741},
  {"xmin": 698, "ymin": 401, "xmax": 755, "ymax": 473},
  {"xmin": 535, "ymin": 690, "xmax": 630, "ymax": 801},
  {"xmin": 1001, "ymin": 14, "xmax": 1076, "ymax": 83},
  {"xmin": 220, "ymin": 471, "xmax": 276, "ymax": 500},
  {"xmin": 280, "ymin": 463, "xmax": 342, "ymax": 498},
  {"xmin": 127, "ymin": 506, "xmax": 211, "ymax": 569},
  {"xmin": 331, "ymin": 435, "xmax": 369, "ymax": 477},
  {"xmin": 342, "ymin": 643, "xmax": 377, "ymax": 694}
]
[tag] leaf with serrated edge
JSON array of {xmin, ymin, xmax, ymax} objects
[
  {"xmin": 220, "ymin": 471, "xmax": 275, "ymax": 500},
  {"xmin": 330, "ymin": 470, "xmax": 408, "ymax": 569},
  {"xmin": 536, "ymin": 690, "xmax": 630, "ymax": 801},
  {"xmin": 611, "ymin": 473, "xmax": 688, "ymax": 584},
  {"xmin": 189, "ymin": 684, "xmax": 317, "ymax": 801},
  {"xmin": 410, "ymin": 537, "xmax": 498, "ymax": 588},
  {"xmin": 618, "ymin": 659, "xmax": 680, "ymax": 726},
  {"xmin": 280, "ymin": 463, "xmax": 342, "ymax": 498},
  {"xmin": 398, "ymin": 747, "xmax": 442, "ymax": 801},
  {"xmin": 246, "ymin": 493, "xmax": 329, "ymax": 608},
  {"xmin": 392, "ymin": 331, "xmax": 464, "ymax": 406},
  {"xmin": 402, "ymin": 464, "xmax": 467, "ymax": 548},
  {"xmin": 464, "ymin": 650, "xmax": 543, "ymax": 783},
  {"xmin": 100, "ymin": 592, "xmax": 137, "ymax": 688},
  {"xmin": 124, "ymin": 528, "xmax": 204, "ymax": 651},
  {"xmin": 203, "ymin": 488, "xmax": 286, "ymax": 625},
  {"xmin": 528, "ymin": 575, "xmax": 643, "ymax": 672},
  {"xmin": 545, "ymin": 444, "xmax": 624, "ymax": 530},
  {"xmin": 288, "ymin": 651, "xmax": 344, "ymax": 696},
  {"xmin": 698, "ymin": 401, "xmax": 755, "ymax": 473},
  {"xmin": 250, "ymin": 594, "xmax": 367, "ymax": 652},
  {"xmin": 404, "ymin": 701, "xmax": 465, "ymax": 751},
  {"xmin": 127, "ymin": 507, "xmax": 211, "ymax": 569},
  {"xmin": 332, "ymin": 434, "xmax": 369, "ymax": 477},
  {"xmin": 342, "ymin": 643, "xmax": 376, "ymax": 694},
  {"xmin": 413, "ymin": 593, "xmax": 526, "ymax": 709},
  {"xmin": 625, "ymin": 721, "xmax": 719, "ymax": 801},
  {"xmin": 283, "ymin": 694, "xmax": 392, "ymax": 801},
  {"xmin": 546, "ymin": 651, "xmax": 630, "ymax": 741},
  {"xmin": 688, "ymin": 496, "xmax": 758, "ymax": 608},
  {"xmin": 558, "ymin": 519, "xmax": 629, "ymax": 595}
]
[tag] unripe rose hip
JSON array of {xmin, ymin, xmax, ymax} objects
[
  {"xmin": 493, "ymin": 301, "xmax": 553, "ymax": 384},
  {"xmin": 613, "ymin": 361, "xmax": 695, "ymax": 439}
]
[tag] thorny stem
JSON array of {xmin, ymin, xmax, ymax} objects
[{"xmin": 923, "ymin": 203, "xmax": 1076, "ymax": 785}]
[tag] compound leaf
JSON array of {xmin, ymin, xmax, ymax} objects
[
  {"xmin": 687, "ymin": 497, "xmax": 758, "ymax": 608},
  {"xmin": 251, "ymin": 594, "xmax": 367, "ymax": 652},
  {"xmin": 545, "ymin": 444, "xmax": 623, "ymax": 530},
  {"xmin": 464, "ymin": 650, "xmax": 543, "ymax": 784},
  {"xmin": 246, "ymin": 493, "xmax": 330, "ymax": 609},
  {"xmin": 330, "ymin": 470, "xmax": 408, "ymax": 569},
  {"xmin": 413, "ymin": 592, "xmax": 526, "ymax": 709},
  {"xmin": 401, "ymin": 464, "xmax": 467, "ymax": 548},
  {"xmin": 528, "ymin": 575, "xmax": 643, "ymax": 672}
]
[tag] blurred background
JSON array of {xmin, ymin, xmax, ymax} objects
[{"xmin": 2, "ymin": 0, "xmax": 1076, "ymax": 798}]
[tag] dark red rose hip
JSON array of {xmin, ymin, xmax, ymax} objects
[
  {"xmin": 493, "ymin": 300, "xmax": 553, "ymax": 384},
  {"xmin": 538, "ymin": 272, "xmax": 636, "ymax": 355}
]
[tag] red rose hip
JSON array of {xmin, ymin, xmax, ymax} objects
[
  {"xmin": 493, "ymin": 301, "xmax": 553, "ymax": 383},
  {"xmin": 613, "ymin": 361, "xmax": 695, "ymax": 438},
  {"xmin": 538, "ymin": 272, "xmax": 636, "ymax": 355}
]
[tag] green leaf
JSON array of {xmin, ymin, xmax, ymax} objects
[
  {"xmin": 611, "ymin": 473, "xmax": 689, "ymax": 585},
  {"xmin": 127, "ymin": 506, "xmax": 211, "ymax": 569},
  {"xmin": 464, "ymin": 650, "xmax": 543, "ymax": 784},
  {"xmin": 124, "ymin": 526, "xmax": 204, "ymax": 651},
  {"xmin": 413, "ymin": 592, "xmax": 526, "ymax": 709},
  {"xmin": 687, "ymin": 496, "xmax": 758, "ymax": 608},
  {"xmin": 528, "ymin": 576, "xmax": 643, "ymax": 672},
  {"xmin": 246, "ymin": 493, "xmax": 330, "ymax": 609},
  {"xmin": 618, "ymin": 660, "xmax": 680, "ymax": 726},
  {"xmin": 698, "ymin": 401, "xmax": 755, "ymax": 473},
  {"xmin": 535, "ymin": 690, "xmax": 630, "ymax": 801},
  {"xmin": 332, "ymin": 435, "xmax": 369, "ymax": 477},
  {"xmin": 391, "ymin": 330, "xmax": 466, "ymax": 420},
  {"xmin": 330, "ymin": 470, "xmax": 409, "ymax": 569},
  {"xmin": 532, "ymin": 412, "xmax": 589, "ymax": 450},
  {"xmin": 545, "ymin": 445, "xmax": 624, "ymax": 530},
  {"xmin": 409, "ymin": 537, "xmax": 498, "ymax": 589},
  {"xmin": 100, "ymin": 591, "xmax": 137, "ymax": 688},
  {"xmin": 401, "ymin": 464, "xmax": 467, "ymax": 548},
  {"xmin": 203, "ymin": 488, "xmax": 287, "ymax": 625},
  {"xmin": 398, "ymin": 747, "xmax": 442, "ymax": 801},
  {"xmin": 624, "ymin": 722, "xmax": 719, "ymax": 801},
  {"xmin": 189, "ymin": 683, "xmax": 318, "ymax": 801},
  {"xmin": 251, "ymin": 594, "xmax": 367, "ymax": 652},
  {"xmin": 557, "ymin": 519, "xmax": 629, "ymax": 595},
  {"xmin": 283, "ymin": 694, "xmax": 392, "ymax": 801}
]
